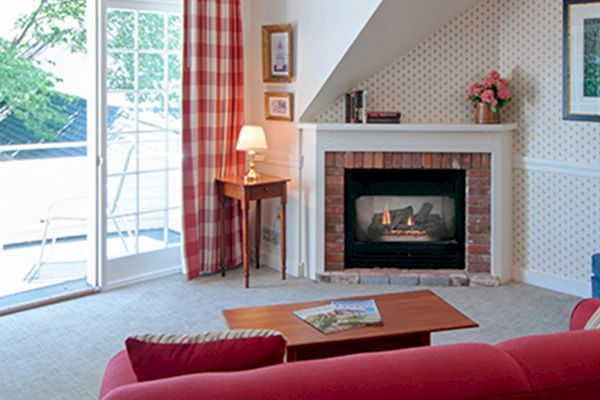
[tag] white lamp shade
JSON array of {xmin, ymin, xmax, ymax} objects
[{"xmin": 236, "ymin": 125, "xmax": 268, "ymax": 151}]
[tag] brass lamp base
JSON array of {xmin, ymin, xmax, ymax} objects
[
  {"xmin": 244, "ymin": 166, "xmax": 260, "ymax": 183},
  {"xmin": 243, "ymin": 150, "xmax": 260, "ymax": 183}
]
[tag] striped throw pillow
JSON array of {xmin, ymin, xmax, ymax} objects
[
  {"xmin": 125, "ymin": 329, "xmax": 287, "ymax": 381},
  {"xmin": 584, "ymin": 307, "xmax": 600, "ymax": 330}
]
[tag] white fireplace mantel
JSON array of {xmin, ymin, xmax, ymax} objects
[{"xmin": 297, "ymin": 123, "xmax": 516, "ymax": 282}]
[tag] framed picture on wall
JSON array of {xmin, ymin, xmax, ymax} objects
[
  {"xmin": 265, "ymin": 92, "xmax": 293, "ymax": 121},
  {"xmin": 262, "ymin": 24, "xmax": 294, "ymax": 83},
  {"xmin": 564, "ymin": 0, "xmax": 600, "ymax": 121}
]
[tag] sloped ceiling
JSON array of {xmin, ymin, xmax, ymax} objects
[{"xmin": 300, "ymin": 0, "xmax": 482, "ymax": 121}]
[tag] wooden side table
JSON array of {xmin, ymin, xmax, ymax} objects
[{"xmin": 215, "ymin": 175, "xmax": 290, "ymax": 288}]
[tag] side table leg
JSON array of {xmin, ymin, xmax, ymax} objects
[
  {"xmin": 242, "ymin": 199, "xmax": 250, "ymax": 288},
  {"xmin": 255, "ymin": 200, "xmax": 261, "ymax": 270},
  {"xmin": 280, "ymin": 195, "xmax": 286, "ymax": 280}
]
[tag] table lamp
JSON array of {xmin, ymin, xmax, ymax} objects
[{"xmin": 236, "ymin": 125, "xmax": 268, "ymax": 183}]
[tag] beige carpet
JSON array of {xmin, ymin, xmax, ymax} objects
[{"xmin": 0, "ymin": 266, "xmax": 581, "ymax": 400}]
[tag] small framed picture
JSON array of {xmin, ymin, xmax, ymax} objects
[
  {"xmin": 564, "ymin": 0, "xmax": 600, "ymax": 121},
  {"xmin": 262, "ymin": 24, "xmax": 293, "ymax": 83},
  {"xmin": 265, "ymin": 92, "xmax": 293, "ymax": 121}
]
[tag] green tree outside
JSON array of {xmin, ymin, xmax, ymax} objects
[
  {"xmin": 0, "ymin": 0, "xmax": 86, "ymax": 142},
  {"xmin": 0, "ymin": 1, "xmax": 182, "ymax": 142}
]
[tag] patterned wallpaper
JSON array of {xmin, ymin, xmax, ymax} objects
[
  {"xmin": 500, "ymin": 0, "xmax": 599, "ymax": 164},
  {"xmin": 315, "ymin": 0, "xmax": 600, "ymax": 286},
  {"xmin": 499, "ymin": 0, "xmax": 599, "ymax": 286}
]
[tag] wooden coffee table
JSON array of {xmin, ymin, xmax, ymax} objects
[{"xmin": 223, "ymin": 290, "xmax": 478, "ymax": 362}]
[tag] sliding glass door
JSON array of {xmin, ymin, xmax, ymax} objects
[
  {"xmin": 0, "ymin": 0, "xmax": 183, "ymax": 310},
  {"xmin": 101, "ymin": 0, "xmax": 182, "ymax": 285}
]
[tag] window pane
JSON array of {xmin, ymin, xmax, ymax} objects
[
  {"xmin": 139, "ymin": 12, "xmax": 165, "ymax": 50},
  {"xmin": 107, "ymin": 135, "xmax": 137, "ymax": 175},
  {"xmin": 139, "ymin": 172, "xmax": 166, "ymax": 212},
  {"xmin": 138, "ymin": 92, "xmax": 166, "ymax": 131},
  {"xmin": 139, "ymin": 212, "xmax": 167, "ymax": 252},
  {"xmin": 107, "ymin": 10, "xmax": 135, "ymax": 49},
  {"xmin": 105, "ymin": 8, "xmax": 182, "ymax": 260},
  {"xmin": 168, "ymin": 15, "xmax": 182, "ymax": 51},
  {"xmin": 107, "ymin": 174, "xmax": 137, "ymax": 215},
  {"xmin": 138, "ymin": 132, "xmax": 167, "ymax": 171},
  {"xmin": 167, "ymin": 133, "xmax": 181, "ymax": 169},
  {"xmin": 107, "ymin": 92, "xmax": 136, "ymax": 133},
  {"xmin": 167, "ymin": 91, "xmax": 181, "ymax": 132},
  {"xmin": 168, "ymin": 209, "xmax": 182, "ymax": 246},
  {"xmin": 138, "ymin": 53, "xmax": 165, "ymax": 90},
  {"xmin": 168, "ymin": 54, "xmax": 181, "ymax": 89},
  {"xmin": 107, "ymin": 215, "xmax": 137, "ymax": 259},
  {"xmin": 168, "ymin": 169, "xmax": 182, "ymax": 207},
  {"xmin": 108, "ymin": 52, "xmax": 134, "ymax": 90}
]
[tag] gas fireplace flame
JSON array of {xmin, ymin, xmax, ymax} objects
[
  {"xmin": 381, "ymin": 204, "xmax": 392, "ymax": 225},
  {"xmin": 407, "ymin": 215, "xmax": 414, "ymax": 226}
]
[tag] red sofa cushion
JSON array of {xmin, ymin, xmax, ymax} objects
[
  {"xmin": 497, "ymin": 330, "xmax": 600, "ymax": 392},
  {"xmin": 125, "ymin": 330, "xmax": 286, "ymax": 382},
  {"xmin": 103, "ymin": 343, "xmax": 532, "ymax": 400}
]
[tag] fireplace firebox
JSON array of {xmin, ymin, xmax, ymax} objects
[{"xmin": 345, "ymin": 168, "xmax": 465, "ymax": 269}]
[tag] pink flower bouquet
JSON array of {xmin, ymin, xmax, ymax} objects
[{"xmin": 468, "ymin": 71, "xmax": 512, "ymax": 113}]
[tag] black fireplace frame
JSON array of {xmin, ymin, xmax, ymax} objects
[{"xmin": 344, "ymin": 168, "xmax": 466, "ymax": 269}]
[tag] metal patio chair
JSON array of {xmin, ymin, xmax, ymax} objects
[{"xmin": 24, "ymin": 140, "xmax": 136, "ymax": 282}]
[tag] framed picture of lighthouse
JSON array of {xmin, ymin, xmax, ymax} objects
[{"xmin": 262, "ymin": 24, "xmax": 294, "ymax": 83}]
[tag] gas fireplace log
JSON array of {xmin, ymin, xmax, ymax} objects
[
  {"xmin": 371, "ymin": 206, "xmax": 413, "ymax": 225},
  {"xmin": 366, "ymin": 213, "xmax": 451, "ymax": 241},
  {"xmin": 367, "ymin": 222, "xmax": 389, "ymax": 240},
  {"xmin": 414, "ymin": 202, "xmax": 434, "ymax": 224},
  {"xmin": 391, "ymin": 206, "xmax": 413, "ymax": 228}
]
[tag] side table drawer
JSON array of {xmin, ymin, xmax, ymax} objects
[{"xmin": 246, "ymin": 183, "xmax": 284, "ymax": 200}]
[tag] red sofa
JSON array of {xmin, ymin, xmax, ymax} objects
[{"xmin": 100, "ymin": 299, "xmax": 600, "ymax": 400}]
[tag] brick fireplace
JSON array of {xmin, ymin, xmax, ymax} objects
[
  {"xmin": 298, "ymin": 123, "xmax": 515, "ymax": 284},
  {"xmin": 324, "ymin": 151, "xmax": 491, "ymax": 274}
]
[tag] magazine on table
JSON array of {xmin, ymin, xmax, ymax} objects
[
  {"xmin": 294, "ymin": 299, "xmax": 382, "ymax": 334},
  {"xmin": 331, "ymin": 299, "xmax": 382, "ymax": 325},
  {"xmin": 293, "ymin": 305, "xmax": 356, "ymax": 334}
]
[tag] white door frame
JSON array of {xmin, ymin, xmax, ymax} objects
[
  {"xmin": 87, "ymin": 0, "xmax": 105, "ymax": 288},
  {"xmin": 99, "ymin": 0, "xmax": 183, "ymax": 288}
]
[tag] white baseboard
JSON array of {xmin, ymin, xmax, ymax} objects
[
  {"xmin": 512, "ymin": 268, "xmax": 591, "ymax": 298},
  {"xmin": 104, "ymin": 265, "xmax": 182, "ymax": 290}
]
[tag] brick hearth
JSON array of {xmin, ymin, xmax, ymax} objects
[{"xmin": 324, "ymin": 151, "xmax": 491, "ymax": 275}]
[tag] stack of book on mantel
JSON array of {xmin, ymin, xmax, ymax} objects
[
  {"xmin": 344, "ymin": 90, "xmax": 367, "ymax": 123},
  {"xmin": 367, "ymin": 111, "xmax": 401, "ymax": 124},
  {"xmin": 344, "ymin": 89, "xmax": 401, "ymax": 124},
  {"xmin": 293, "ymin": 299, "xmax": 382, "ymax": 334}
]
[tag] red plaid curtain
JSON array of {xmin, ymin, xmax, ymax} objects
[{"xmin": 182, "ymin": 0, "xmax": 245, "ymax": 279}]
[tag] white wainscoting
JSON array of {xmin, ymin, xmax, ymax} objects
[
  {"xmin": 514, "ymin": 157, "xmax": 600, "ymax": 179},
  {"xmin": 512, "ymin": 156, "xmax": 599, "ymax": 298}
]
